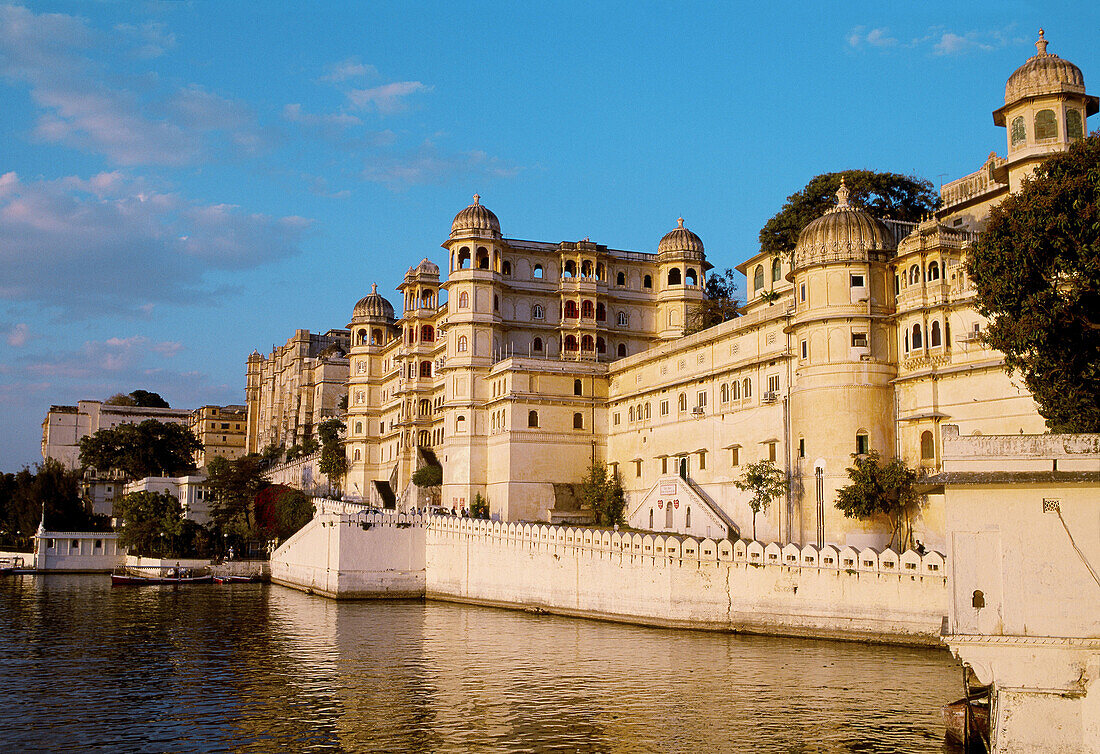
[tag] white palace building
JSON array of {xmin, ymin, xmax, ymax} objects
[{"xmin": 330, "ymin": 31, "xmax": 1094, "ymax": 554}]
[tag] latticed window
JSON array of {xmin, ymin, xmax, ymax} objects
[
  {"xmin": 1067, "ymin": 110, "xmax": 1084, "ymax": 140},
  {"xmin": 1011, "ymin": 116, "xmax": 1026, "ymax": 146},
  {"xmin": 1035, "ymin": 109, "xmax": 1057, "ymax": 140},
  {"xmin": 754, "ymin": 265, "xmax": 764, "ymax": 291}
]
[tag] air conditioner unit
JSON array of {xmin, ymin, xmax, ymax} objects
[
  {"xmin": 763, "ymin": 391, "xmax": 779, "ymax": 403},
  {"xmin": 691, "ymin": 406, "xmax": 705, "ymax": 415}
]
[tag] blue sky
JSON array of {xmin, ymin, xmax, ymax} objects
[{"xmin": 1, "ymin": 1, "xmax": 1097, "ymax": 470}]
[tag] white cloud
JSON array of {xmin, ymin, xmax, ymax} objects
[
  {"xmin": 362, "ymin": 139, "xmax": 521, "ymax": 190},
  {"xmin": 847, "ymin": 26, "xmax": 897, "ymax": 48},
  {"xmin": 114, "ymin": 21, "xmax": 177, "ymax": 59},
  {"xmin": 0, "ymin": 171, "xmax": 312, "ymax": 315},
  {"xmin": 321, "ymin": 57, "xmax": 377, "ymax": 82},
  {"xmin": 282, "ymin": 103, "xmax": 361, "ymax": 128},
  {"xmin": 347, "ymin": 81, "xmax": 430, "ymax": 114},
  {"xmin": 847, "ymin": 23, "xmax": 1016, "ymax": 56},
  {"xmin": 933, "ymin": 32, "xmax": 995, "ymax": 56}
]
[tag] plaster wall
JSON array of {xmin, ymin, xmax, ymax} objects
[{"xmin": 35, "ymin": 531, "xmax": 123, "ymax": 572}]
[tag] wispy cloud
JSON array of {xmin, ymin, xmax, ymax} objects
[
  {"xmin": 347, "ymin": 81, "xmax": 430, "ymax": 114},
  {"xmin": 847, "ymin": 24, "xmax": 1021, "ymax": 56},
  {"xmin": 362, "ymin": 139, "xmax": 521, "ymax": 190},
  {"xmin": 847, "ymin": 26, "xmax": 898, "ymax": 48},
  {"xmin": 5, "ymin": 323, "xmax": 29, "ymax": 347},
  {"xmin": 320, "ymin": 57, "xmax": 377, "ymax": 83},
  {"xmin": 114, "ymin": 20, "xmax": 176, "ymax": 59}
]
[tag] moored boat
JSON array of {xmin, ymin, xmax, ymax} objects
[
  {"xmin": 213, "ymin": 574, "xmax": 259, "ymax": 584},
  {"xmin": 943, "ymin": 692, "xmax": 991, "ymax": 750},
  {"xmin": 111, "ymin": 566, "xmax": 213, "ymax": 585}
]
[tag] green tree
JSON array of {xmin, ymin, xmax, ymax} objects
[
  {"xmin": 470, "ymin": 492, "xmax": 490, "ymax": 519},
  {"xmin": 0, "ymin": 461, "xmax": 107, "ymax": 549},
  {"xmin": 78, "ymin": 420, "xmax": 201, "ymax": 479},
  {"xmin": 577, "ymin": 462, "xmax": 627, "ymax": 527},
  {"xmin": 254, "ymin": 485, "xmax": 314, "ymax": 543},
  {"xmin": 115, "ymin": 491, "xmax": 184, "ymax": 557},
  {"xmin": 686, "ymin": 268, "xmax": 741, "ymax": 334},
  {"xmin": 411, "ymin": 464, "xmax": 442, "ymax": 488},
  {"xmin": 834, "ymin": 451, "xmax": 921, "ymax": 551},
  {"xmin": 317, "ymin": 418, "xmax": 348, "ymax": 493},
  {"xmin": 104, "ymin": 390, "xmax": 170, "ymax": 408},
  {"xmin": 734, "ymin": 460, "xmax": 786, "ymax": 540},
  {"xmin": 759, "ymin": 170, "xmax": 939, "ymax": 260},
  {"xmin": 259, "ymin": 444, "xmax": 283, "ymax": 467},
  {"xmin": 967, "ymin": 133, "xmax": 1100, "ymax": 432},
  {"xmin": 206, "ymin": 454, "xmax": 270, "ymax": 539}
]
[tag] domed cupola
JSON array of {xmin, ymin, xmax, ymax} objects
[
  {"xmin": 414, "ymin": 257, "xmax": 440, "ymax": 275},
  {"xmin": 450, "ymin": 194, "xmax": 501, "ymax": 240},
  {"xmin": 351, "ymin": 283, "xmax": 395, "ymax": 323},
  {"xmin": 793, "ymin": 179, "xmax": 895, "ymax": 271},
  {"xmin": 995, "ymin": 30, "xmax": 1098, "ymax": 127},
  {"xmin": 658, "ymin": 217, "xmax": 705, "ymax": 255}
]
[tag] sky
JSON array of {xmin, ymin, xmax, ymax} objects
[{"xmin": 1, "ymin": 1, "xmax": 1097, "ymax": 471}]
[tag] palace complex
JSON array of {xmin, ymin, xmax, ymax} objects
[{"xmin": 269, "ymin": 32, "xmax": 1094, "ymax": 553}]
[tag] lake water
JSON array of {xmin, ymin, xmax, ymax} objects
[{"xmin": 0, "ymin": 575, "xmax": 964, "ymax": 753}]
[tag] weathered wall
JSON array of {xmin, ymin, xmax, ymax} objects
[
  {"xmin": 35, "ymin": 531, "xmax": 124, "ymax": 572},
  {"xmin": 426, "ymin": 517, "xmax": 949, "ymax": 645}
]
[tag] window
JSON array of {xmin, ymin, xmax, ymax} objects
[
  {"xmin": 476, "ymin": 247, "xmax": 489, "ymax": 269},
  {"xmin": 459, "ymin": 291, "xmax": 469, "ymax": 308},
  {"xmin": 581, "ymin": 335, "xmax": 593, "ymax": 351},
  {"xmin": 616, "ymin": 271, "xmax": 625, "ymax": 286},
  {"xmin": 617, "ymin": 343, "xmax": 627, "ymax": 357},
  {"xmin": 1067, "ymin": 109, "xmax": 1084, "ymax": 140},
  {"xmin": 696, "ymin": 391, "xmax": 707, "ymax": 409},
  {"xmin": 564, "ymin": 300, "xmax": 578, "ymax": 318},
  {"xmin": 668, "ymin": 267, "xmax": 681, "ymax": 286},
  {"xmin": 564, "ymin": 260, "xmax": 575, "ymax": 278},
  {"xmin": 355, "ymin": 421, "xmax": 363, "ymax": 434},
  {"xmin": 767, "ymin": 442, "xmax": 777, "ymax": 462},
  {"xmin": 851, "ymin": 332, "xmax": 868, "ymax": 348},
  {"xmin": 629, "ymin": 406, "xmax": 635, "ymax": 422},
  {"xmin": 742, "ymin": 378, "xmax": 752, "ymax": 398},
  {"xmin": 457, "ymin": 335, "xmax": 468, "ymax": 352},
  {"xmin": 856, "ymin": 431, "xmax": 869, "ymax": 455},
  {"xmin": 595, "ymin": 302, "xmax": 606, "ymax": 321},
  {"xmin": 753, "ymin": 265, "xmax": 764, "ymax": 291},
  {"xmin": 643, "ymin": 403, "xmax": 650, "ymax": 420},
  {"xmin": 456, "ymin": 415, "xmax": 467, "ymax": 433},
  {"xmin": 721, "ymin": 383, "xmax": 730, "ymax": 403},
  {"xmin": 613, "ymin": 412, "xmax": 620, "ymax": 426},
  {"xmin": 635, "ymin": 460, "xmax": 642, "ymax": 478},
  {"xmin": 458, "ymin": 247, "xmax": 471, "ymax": 269},
  {"xmin": 850, "ymin": 274, "xmax": 865, "ymax": 288},
  {"xmin": 1035, "ymin": 109, "xmax": 1057, "ymax": 140},
  {"xmin": 927, "ymin": 261, "xmax": 940, "ymax": 281},
  {"xmin": 799, "ymin": 283, "xmax": 806, "ymax": 303},
  {"xmin": 660, "ymin": 400, "xmax": 669, "ymax": 416},
  {"xmin": 912, "ymin": 323, "xmax": 923, "ymax": 349},
  {"xmin": 528, "ymin": 410, "xmax": 539, "ymax": 428},
  {"xmin": 532, "ymin": 303, "xmax": 544, "ymax": 320},
  {"xmin": 678, "ymin": 393, "xmax": 687, "ymax": 412},
  {"xmin": 596, "ymin": 337, "xmax": 606, "ymax": 353},
  {"xmin": 581, "ymin": 261, "xmax": 592, "ymax": 277},
  {"xmin": 533, "ymin": 264, "xmax": 544, "ymax": 279},
  {"xmin": 909, "ymin": 264, "xmax": 920, "ymax": 285},
  {"xmin": 772, "ymin": 257, "xmax": 782, "ymax": 283},
  {"xmin": 581, "ymin": 300, "xmax": 594, "ymax": 318},
  {"xmin": 930, "ymin": 321, "xmax": 942, "ymax": 348},
  {"xmin": 767, "ymin": 374, "xmax": 780, "ymax": 393},
  {"xmin": 798, "ymin": 437, "xmax": 805, "ymax": 458},
  {"xmin": 698, "ymin": 451, "xmax": 706, "ymax": 470},
  {"xmin": 494, "ymin": 295, "xmax": 499, "ymax": 311},
  {"xmin": 643, "ymin": 275, "xmax": 652, "ymax": 289},
  {"xmin": 800, "ymin": 340, "xmax": 808, "ymax": 359},
  {"xmin": 894, "ymin": 275, "xmax": 901, "ymax": 296},
  {"xmin": 420, "ymin": 361, "xmax": 431, "ymax": 378},
  {"xmin": 574, "ymin": 379, "xmax": 583, "ymax": 396},
  {"xmin": 421, "ymin": 325, "xmax": 434, "ymax": 342},
  {"xmin": 353, "ymin": 448, "xmax": 361, "ymax": 461},
  {"xmin": 533, "ymin": 337, "xmax": 543, "ymax": 352},
  {"xmin": 617, "ymin": 311, "xmax": 627, "ymax": 326},
  {"xmin": 921, "ymin": 430, "xmax": 934, "ymax": 460},
  {"xmin": 1011, "ymin": 115, "xmax": 1026, "ymax": 146},
  {"xmin": 502, "ymin": 260, "xmax": 512, "ymax": 276},
  {"xmin": 686, "ymin": 268, "xmax": 697, "ymax": 286},
  {"xmin": 573, "ymin": 412, "xmax": 583, "ymax": 430},
  {"xmin": 661, "ymin": 457, "xmax": 668, "ymax": 474},
  {"xmin": 731, "ymin": 381, "xmax": 740, "ymax": 400},
  {"xmin": 565, "ymin": 335, "xmax": 578, "ymax": 351}
]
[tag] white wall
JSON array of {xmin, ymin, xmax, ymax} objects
[{"xmin": 36, "ymin": 531, "xmax": 123, "ymax": 572}]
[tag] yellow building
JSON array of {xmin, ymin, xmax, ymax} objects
[
  {"xmin": 338, "ymin": 32, "xmax": 1092, "ymax": 551},
  {"xmin": 189, "ymin": 404, "xmax": 247, "ymax": 468}
]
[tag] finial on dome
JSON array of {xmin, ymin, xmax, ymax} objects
[
  {"xmin": 1036, "ymin": 29, "xmax": 1048, "ymax": 55},
  {"xmin": 472, "ymin": 193, "xmax": 480, "ymax": 205},
  {"xmin": 371, "ymin": 283, "xmax": 377, "ymax": 294},
  {"xmin": 677, "ymin": 217, "xmax": 684, "ymax": 228},
  {"xmin": 835, "ymin": 177, "xmax": 850, "ymax": 208}
]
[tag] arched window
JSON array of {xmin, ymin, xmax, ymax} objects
[
  {"xmin": 573, "ymin": 413, "xmax": 583, "ymax": 429},
  {"xmin": 564, "ymin": 260, "xmax": 575, "ymax": 278},
  {"xmin": 643, "ymin": 403, "xmax": 650, "ymax": 420},
  {"xmin": 596, "ymin": 263, "xmax": 604, "ymax": 280},
  {"xmin": 772, "ymin": 257, "xmax": 782, "ymax": 283},
  {"xmin": 581, "ymin": 335, "xmax": 594, "ymax": 351},
  {"xmin": 574, "ymin": 379, "xmax": 582, "ymax": 396},
  {"xmin": 930, "ymin": 321, "xmax": 942, "ymax": 348},
  {"xmin": 476, "ymin": 247, "xmax": 490, "ymax": 269},
  {"xmin": 1035, "ymin": 109, "xmax": 1057, "ymax": 140},
  {"xmin": 371, "ymin": 328, "xmax": 382, "ymax": 345},
  {"xmin": 617, "ymin": 311, "xmax": 627, "ymax": 326},
  {"xmin": 628, "ymin": 406, "xmax": 635, "ymax": 422},
  {"xmin": 678, "ymin": 393, "xmax": 687, "ymax": 412},
  {"xmin": 581, "ymin": 300, "xmax": 594, "ymax": 318},
  {"xmin": 920, "ymin": 430, "xmax": 935, "ymax": 461},
  {"xmin": 904, "ymin": 329, "xmax": 910, "ymax": 353},
  {"xmin": 912, "ymin": 323, "xmax": 923, "ymax": 349},
  {"xmin": 731, "ymin": 381, "xmax": 740, "ymax": 400},
  {"xmin": 418, "ymin": 400, "xmax": 430, "ymax": 416},
  {"xmin": 356, "ymin": 329, "xmax": 367, "ymax": 345},
  {"xmin": 643, "ymin": 275, "xmax": 652, "ymax": 289},
  {"xmin": 909, "ymin": 265, "xmax": 920, "ymax": 285},
  {"xmin": 459, "ymin": 291, "xmax": 469, "ymax": 308},
  {"xmin": 595, "ymin": 302, "xmax": 606, "ymax": 321},
  {"xmin": 494, "ymin": 295, "xmax": 499, "ymax": 311},
  {"xmin": 927, "ymin": 261, "xmax": 940, "ymax": 281},
  {"xmin": 456, "ymin": 415, "xmax": 467, "ymax": 433},
  {"xmin": 616, "ymin": 271, "xmax": 625, "ymax": 286},
  {"xmin": 686, "ymin": 268, "xmax": 698, "ymax": 286},
  {"xmin": 458, "ymin": 247, "xmax": 471, "ymax": 269},
  {"xmin": 1011, "ymin": 116, "xmax": 1026, "ymax": 146},
  {"xmin": 528, "ymin": 410, "xmax": 539, "ymax": 428},
  {"xmin": 355, "ymin": 421, "xmax": 363, "ymax": 434},
  {"xmin": 502, "ymin": 260, "xmax": 512, "ymax": 276},
  {"xmin": 742, "ymin": 378, "xmax": 752, "ymax": 398},
  {"xmin": 617, "ymin": 343, "xmax": 627, "ymax": 357},
  {"xmin": 457, "ymin": 335, "xmax": 468, "ymax": 352},
  {"xmin": 533, "ymin": 264, "xmax": 544, "ymax": 279},
  {"xmin": 855, "ymin": 430, "xmax": 869, "ymax": 455},
  {"xmin": 564, "ymin": 335, "xmax": 578, "ymax": 351},
  {"xmin": 721, "ymin": 384, "xmax": 729, "ymax": 403},
  {"xmin": 421, "ymin": 325, "xmax": 434, "ymax": 342},
  {"xmin": 420, "ymin": 361, "xmax": 431, "ymax": 378},
  {"xmin": 353, "ymin": 448, "xmax": 361, "ymax": 461},
  {"xmin": 1067, "ymin": 110, "xmax": 1084, "ymax": 140},
  {"xmin": 581, "ymin": 261, "xmax": 592, "ymax": 277},
  {"xmin": 668, "ymin": 267, "xmax": 682, "ymax": 286},
  {"xmin": 532, "ymin": 303, "xmax": 544, "ymax": 320},
  {"xmin": 564, "ymin": 300, "xmax": 578, "ymax": 318},
  {"xmin": 754, "ymin": 265, "xmax": 764, "ymax": 291},
  {"xmin": 596, "ymin": 337, "xmax": 606, "ymax": 353},
  {"xmin": 532, "ymin": 337, "xmax": 543, "ymax": 352}
]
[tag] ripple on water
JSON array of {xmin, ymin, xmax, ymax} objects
[{"xmin": 0, "ymin": 575, "xmax": 964, "ymax": 753}]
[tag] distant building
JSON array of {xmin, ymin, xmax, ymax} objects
[
  {"xmin": 123, "ymin": 475, "xmax": 214, "ymax": 525},
  {"xmin": 41, "ymin": 400, "xmax": 191, "ymax": 470},
  {"xmin": 245, "ymin": 328, "xmax": 350, "ymax": 455},
  {"xmin": 189, "ymin": 404, "xmax": 247, "ymax": 468}
]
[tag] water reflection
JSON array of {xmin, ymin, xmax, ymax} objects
[{"xmin": 0, "ymin": 575, "xmax": 962, "ymax": 752}]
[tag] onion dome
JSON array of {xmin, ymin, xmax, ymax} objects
[
  {"xmin": 997, "ymin": 31, "xmax": 1098, "ymax": 122},
  {"xmin": 793, "ymin": 179, "xmax": 895, "ymax": 270},
  {"xmin": 658, "ymin": 217, "xmax": 705, "ymax": 255},
  {"xmin": 414, "ymin": 257, "xmax": 440, "ymax": 275},
  {"xmin": 352, "ymin": 283, "xmax": 395, "ymax": 322},
  {"xmin": 450, "ymin": 194, "xmax": 501, "ymax": 239}
]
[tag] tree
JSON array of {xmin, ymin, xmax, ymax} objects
[
  {"xmin": 411, "ymin": 464, "xmax": 442, "ymax": 488},
  {"xmin": 78, "ymin": 420, "xmax": 201, "ymax": 479},
  {"xmin": 470, "ymin": 493, "xmax": 489, "ymax": 519},
  {"xmin": 317, "ymin": 418, "xmax": 348, "ymax": 493},
  {"xmin": 577, "ymin": 462, "xmax": 627, "ymax": 527},
  {"xmin": 104, "ymin": 390, "xmax": 170, "ymax": 408},
  {"xmin": 0, "ymin": 461, "xmax": 107, "ymax": 549},
  {"xmin": 205, "ymin": 454, "xmax": 270, "ymax": 539},
  {"xmin": 253, "ymin": 485, "xmax": 314, "ymax": 543},
  {"xmin": 686, "ymin": 268, "xmax": 741, "ymax": 334},
  {"xmin": 114, "ymin": 490, "xmax": 207, "ymax": 558},
  {"xmin": 967, "ymin": 133, "xmax": 1100, "ymax": 432},
  {"xmin": 834, "ymin": 451, "xmax": 921, "ymax": 551},
  {"xmin": 734, "ymin": 460, "xmax": 785, "ymax": 540},
  {"xmin": 759, "ymin": 170, "xmax": 939, "ymax": 259}
]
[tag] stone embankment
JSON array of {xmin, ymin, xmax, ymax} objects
[{"xmin": 270, "ymin": 503, "xmax": 948, "ymax": 645}]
